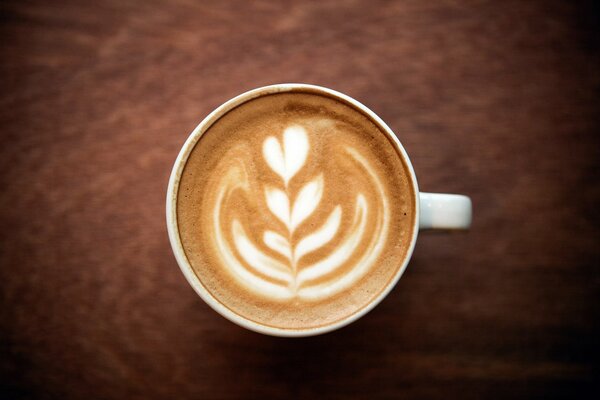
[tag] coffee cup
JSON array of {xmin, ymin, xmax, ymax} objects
[{"xmin": 166, "ymin": 84, "xmax": 471, "ymax": 336}]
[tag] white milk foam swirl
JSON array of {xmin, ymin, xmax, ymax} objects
[{"xmin": 212, "ymin": 125, "xmax": 389, "ymax": 301}]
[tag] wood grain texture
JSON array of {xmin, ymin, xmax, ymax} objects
[{"xmin": 0, "ymin": 1, "xmax": 598, "ymax": 399}]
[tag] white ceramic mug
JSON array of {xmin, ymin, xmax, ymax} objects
[{"xmin": 166, "ymin": 84, "xmax": 472, "ymax": 337}]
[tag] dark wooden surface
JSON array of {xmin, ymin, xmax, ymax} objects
[{"xmin": 1, "ymin": 1, "xmax": 598, "ymax": 399}]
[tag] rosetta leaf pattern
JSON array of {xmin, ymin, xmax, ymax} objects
[
  {"xmin": 217, "ymin": 124, "xmax": 388, "ymax": 300},
  {"xmin": 259, "ymin": 126, "xmax": 339, "ymax": 284}
]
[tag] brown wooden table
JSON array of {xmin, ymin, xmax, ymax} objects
[{"xmin": 1, "ymin": 1, "xmax": 598, "ymax": 398}]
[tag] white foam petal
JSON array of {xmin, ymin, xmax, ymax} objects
[
  {"xmin": 297, "ymin": 195, "xmax": 367, "ymax": 284},
  {"xmin": 263, "ymin": 136, "xmax": 285, "ymax": 180},
  {"xmin": 265, "ymin": 187, "xmax": 290, "ymax": 227},
  {"xmin": 263, "ymin": 230, "xmax": 292, "ymax": 260},
  {"xmin": 290, "ymin": 175, "xmax": 323, "ymax": 230},
  {"xmin": 232, "ymin": 220, "xmax": 291, "ymax": 282},
  {"xmin": 283, "ymin": 125, "xmax": 309, "ymax": 184},
  {"xmin": 295, "ymin": 206, "xmax": 342, "ymax": 261}
]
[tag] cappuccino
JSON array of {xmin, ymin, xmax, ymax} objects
[{"xmin": 176, "ymin": 90, "xmax": 416, "ymax": 330}]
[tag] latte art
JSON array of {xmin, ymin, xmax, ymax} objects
[
  {"xmin": 176, "ymin": 91, "xmax": 416, "ymax": 329},
  {"xmin": 213, "ymin": 125, "xmax": 389, "ymax": 301}
]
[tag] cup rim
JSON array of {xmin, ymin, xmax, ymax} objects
[{"xmin": 166, "ymin": 83, "xmax": 420, "ymax": 337}]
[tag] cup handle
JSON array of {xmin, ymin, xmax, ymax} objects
[{"xmin": 419, "ymin": 192, "xmax": 472, "ymax": 230}]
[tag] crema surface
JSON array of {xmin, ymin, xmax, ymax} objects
[{"xmin": 177, "ymin": 91, "xmax": 416, "ymax": 330}]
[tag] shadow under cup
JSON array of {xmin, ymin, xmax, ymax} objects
[{"xmin": 167, "ymin": 84, "xmax": 420, "ymax": 337}]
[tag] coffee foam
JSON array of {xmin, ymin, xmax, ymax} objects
[{"xmin": 177, "ymin": 91, "xmax": 416, "ymax": 330}]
